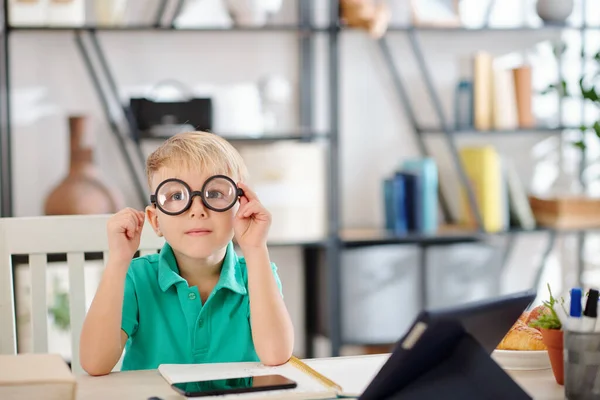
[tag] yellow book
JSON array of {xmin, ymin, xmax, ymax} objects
[{"xmin": 459, "ymin": 146, "xmax": 503, "ymax": 232}]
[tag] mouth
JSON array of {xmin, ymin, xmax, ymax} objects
[{"xmin": 185, "ymin": 228, "xmax": 212, "ymax": 236}]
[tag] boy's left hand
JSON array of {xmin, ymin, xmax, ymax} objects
[{"xmin": 234, "ymin": 182, "xmax": 271, "ymax": 251}]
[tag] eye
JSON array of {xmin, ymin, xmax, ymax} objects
[
  {"xmin": 206, "ymin": 190, "xmax": 225, "ymax": 199},
  {"xmin": 168, "ymin": 191, "xmax": 185, "ymax": 201}
]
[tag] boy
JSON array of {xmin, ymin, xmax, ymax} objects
[{"xmin": 79, "ymin": 132, "xmax": 294, "ymax": 376}]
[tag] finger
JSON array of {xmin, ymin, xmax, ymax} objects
[
  {"xmin": 241, "ymin": 201, "xmax": 266, "ymax": 218},
  {"xmin": 127, "ymin": 213, "xmax": 138, "ymax": 232},
  {"xmin": 124, "ymin": 218, "xmax": 137, "ymax": 239},
  {"xmin": 135, "ymin": 210, "xmax": 145, "ymax": 228},
  {"xmin": 124, "ymin": 213, "xmax": 138, "ymax": 237},
  {"xmin": 236, "ymin": 202, "xmax": 249, "ymax": 219},
  {"xmin": 238, "ymin": 194, "xmax": 249, "ymax": 207},
  {"xmin": 237, "ymin": 182, "xmax": 260, "ymax": 202}
]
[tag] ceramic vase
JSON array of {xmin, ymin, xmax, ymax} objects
[
  {"xmin": 44, "ymin": 115, "xmax": 123, "ymax": 215},
  {"xmin": 536, "ymin": 0, "xmax": 574, "ymax": 24},
  {"xmin": 224, "ymin": 0, "xmax": 282, "ymax": 27}
]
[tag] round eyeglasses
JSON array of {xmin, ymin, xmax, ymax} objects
[{"xmin": 150, "ymin": 175, "xmax": 244, "ymax": 215}]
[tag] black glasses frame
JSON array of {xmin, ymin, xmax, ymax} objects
[{"xmin": 150, "ymin": 174, "xmax": 244, "ymax": 215}]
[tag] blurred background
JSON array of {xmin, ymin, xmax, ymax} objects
[{"xmin": 3, "ymin": 0, "xmax": 600, "ymax": 363}]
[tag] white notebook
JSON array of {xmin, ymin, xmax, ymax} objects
[{"xmin": 158, "ymin": 354, "xmax": 389, "ymax": 399}]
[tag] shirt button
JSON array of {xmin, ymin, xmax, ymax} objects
[
  {"xmin": 188, "ymin": 293, "xmax": 196, "ymax": 300},
  {"xmin": 198, "ymin": 319, "xmax": 204, "ymax": 327}
]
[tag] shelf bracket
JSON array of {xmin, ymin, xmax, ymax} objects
[
  {"xmin": 0, "ymin": 0, "xmax": 11, "ymax": 217},
  {"xmin": 74, "ymin": 31, "xmax": 148, "ymax": 207},
  {"xmin": 406, "ymin": 30, "xmax": 485, "ymax": 232},
  {"xmin": 377, "ymin": 37, "xmax": 454, "ymax": 225}
]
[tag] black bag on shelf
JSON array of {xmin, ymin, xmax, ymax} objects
[{"xmin": 129, "ymin": 80, "xmax": 213, "ymax": 139}]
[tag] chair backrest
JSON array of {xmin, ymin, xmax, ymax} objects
[{"xmin": 0, "ymin": 214, "xmax": 164, "ymax": 374}]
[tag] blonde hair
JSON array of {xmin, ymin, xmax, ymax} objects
[{"xmin": 145, "ymin": 131, "xmax": 249, "ymax": 188}]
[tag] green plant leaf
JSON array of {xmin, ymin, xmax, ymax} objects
[
  {"xmin": 528, "ymin": 283, "xmax": 563, "ymax": 330},
  {"xmin": 580, "ymin": 124, "xmax": 588, "ymax": 132},
  {"xmin": 574, "ymin": 140, "xmax": 587, "ymax": 150},
  {"xmin": 594, "ymin": 121, "xmax": 600, "ymax": 138},
  {"xmin": 594, "ymin": 50, "xmax": 600, "ymax": 63},
  {"xmin": 560, "ymin": 79, "xmax": 568, "ymax": 97},
  {"xmin": 541, "ymin": 83, "xmax": 557, "ymax": 95},
  {"xmin": 580, "ymin": 77, "xmax": 600, "ymax": 102}
]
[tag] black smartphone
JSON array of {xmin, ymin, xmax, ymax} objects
[{"xmin": 170, "ymin": 374, "xmax": 297, "ymax": 397}]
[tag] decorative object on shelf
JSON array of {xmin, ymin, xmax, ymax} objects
[
  {"xmin": 528, "ymin": 195, "xmax": 600, "ymax": 229},
  {"xmin": 9, "ymin": 0, "xmax": 47, "ymax": 26},
  {"xmin": 410, "ymin": 0, "xmax": 460, "ymax": 27},
  {"xmin": 9, "ymin": 0, "xmax": 86, "ymax": 27},
  {"xmin": 46, "ymin": 0, "xmax": 85, "ymax": 26},
  {"xmin": 212, "ymin": 82, "xmax": 264, "ymax": 137},
  {"xmin": 44, "ymin": 115, "xmax": 124, "ymax": 215},
  {"xmin": 339, "ymin": 0, "xmax": 390, "ymax": 39},
  {"xmin": 172, "ymin": 0, "xmax": 234, "ymax": 29},
  {"xmin": 224, "ymin": 0, "xmax": 282, "ymax": 27},
  {"xmin": 535, "ymin": 0, "xmax": 574, "ymax": 24},
  {"xmin": 94, "ymin": 0, "xmax": 128, "ymax": 26},
  {"xmin": 258, "ymin": 74, "xmax": 292, "ymax": 133},
  {"xmin": 129, "ymin": 80, "xmax": 212, "ymax": 138}
]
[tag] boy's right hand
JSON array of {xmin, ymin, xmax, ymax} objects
[{"xmin": 107, "ymin": 208, "xmax": 145, "ymax": 265}]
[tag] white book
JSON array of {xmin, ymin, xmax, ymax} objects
[{"xmin": 158, "ymin": 354, "xmax": 390, "ymax": 399}]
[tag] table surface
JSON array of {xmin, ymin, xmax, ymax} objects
[{"xmin": 75, "ymin": 355, "xmax": 565, "ymax": 400}]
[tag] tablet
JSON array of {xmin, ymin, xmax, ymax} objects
[{"xmin": 359, "ymin": 289, "xmax": 537, "ymax": 400}]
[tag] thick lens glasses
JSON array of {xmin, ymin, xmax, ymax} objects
[{"xmin": 150, "ymin": 175, "xmax": 244, "ymax": 215}]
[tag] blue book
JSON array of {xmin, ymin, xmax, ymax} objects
[
  {"xmin": 383, "ymin": 175, "xmax": 408, "ymax": 235},
  {"xmin": 401, "ymin": 158, "xmax": 438, "ymax": 234},
  {"xmin": 383, "ymin": 178, "xmax": 395, "ymax": 232},
  {"xmin": 396, "ymin": 172, "xmax": 422, "ymax": 232}
]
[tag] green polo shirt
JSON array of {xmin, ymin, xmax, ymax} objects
[{"xmin": 120, "ymin": 241, "xmax": 283, "ymax": 371}]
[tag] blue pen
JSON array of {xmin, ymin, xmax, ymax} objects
[{"xmin": 569, "ymin": 287, "xmax": 583, "ymax": 331}]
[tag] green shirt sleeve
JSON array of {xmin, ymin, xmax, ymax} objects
[{"xmin": 121, "ymin": 271, "xmax": 139, "ymax": 338}]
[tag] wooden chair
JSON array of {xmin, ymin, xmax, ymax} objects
[{"xmin": 0, "ymin": 214, "xmax": 164, "ymax": 374}]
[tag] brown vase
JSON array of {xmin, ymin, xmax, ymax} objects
[
  {"xmin": 540, "ymin": 328, "xmax": 564, "ymax": 385},
  {"xmin": 44, "ymin": 115, "xmax": 124, "ymax": 215}
]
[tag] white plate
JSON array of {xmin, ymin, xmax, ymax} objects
[{"xmin": 492, "ymin": 349, "xmax": 551, "ymax": 370}]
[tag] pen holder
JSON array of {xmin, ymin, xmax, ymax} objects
[{"xmin": 564, "ymin": 330, "xmax": 600, "ymax": 400}]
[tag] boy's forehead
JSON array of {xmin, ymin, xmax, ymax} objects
[{"xmin": 151, "ymin": 165, "xmax": 230, "ymax": 189}]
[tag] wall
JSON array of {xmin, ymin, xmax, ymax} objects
[{"xmin": 9, "ymin": 0, "xmax": 600, "ymax": 356}]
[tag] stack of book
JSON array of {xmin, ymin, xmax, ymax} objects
[{"xmin": 383, "ymin": 158, "xmax": 439, "ymax": 235}]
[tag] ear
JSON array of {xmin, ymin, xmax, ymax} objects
[{"xmin": 145, "ymin": 205, "xmax": 163, "ymax": 237}]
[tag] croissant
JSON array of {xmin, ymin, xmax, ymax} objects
[{"xmin": 497, "ymin": 319, "xmax": 547, "ymax": 351}]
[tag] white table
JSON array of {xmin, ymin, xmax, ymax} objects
[{"xmin": 75, "ymin": 355, "xmax": 564, "ymax": 400}]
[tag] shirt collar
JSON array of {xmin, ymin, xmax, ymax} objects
[{"xmin": 158, "ymin": 241, "xmax": 247, "ymax": 295}]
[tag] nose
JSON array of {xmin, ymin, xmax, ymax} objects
[{"xmin": 189, "ymin": 195, "xmax": 207, "ymax": 218}]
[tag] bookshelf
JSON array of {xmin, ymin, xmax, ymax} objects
[
  {"xmin": 2, "ymin": 1, "xmax": 598, "ymax": 359},
  {"xmin": 369, "ymin": 1, "xmax": 598, "ymax": 297}
]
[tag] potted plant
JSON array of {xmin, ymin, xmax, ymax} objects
[{"xmin": 529, "ymin": 284, "xmax": 566, "ymax": 385}]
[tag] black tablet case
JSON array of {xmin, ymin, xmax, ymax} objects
[{"xmin": 359, "ymin": 291, "xmax": 536, "ymax": 400}]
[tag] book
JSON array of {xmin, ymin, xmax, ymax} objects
[
  {"xmin": 158, "ymin": 354, "xmax": 390, "ymax": 399},
  {"xmin": 0, "ymin": 354, "xmax": 76, "ymax": 400},
  {"xmin": 401, "ymin": 158, "xmax": 439, "ymax": 234},
  {"xmin": 473, "ymin": 52, "xmax": 494, "ymax": 131},
  {"xmin": 459, "ymin": 146, "xmax": 503, "ymax": 233},
  {"xmin": 396, "ymin": 172, "xmax": 423, "ymax": 232},
  {"xmin": 383, "ymin": 175, "xmax": 408, "ymax": 236},
  {"xmin": 512, "ymin": 65, "xmax": 535, "ymax": 129}
]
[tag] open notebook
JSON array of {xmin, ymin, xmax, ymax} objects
[{"xmin": 158, "ymin": 354, "xmax": 389, "ymax": 399}]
